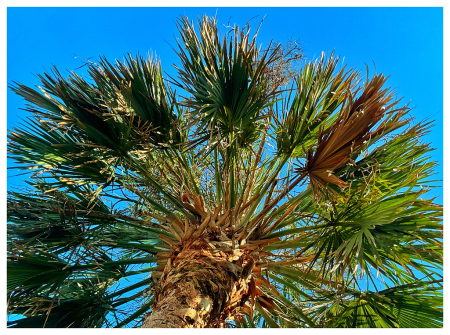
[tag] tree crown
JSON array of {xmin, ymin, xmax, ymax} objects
[{"xmin": 7, "ymin": 15, "xmax": 442, "ymax": 328}]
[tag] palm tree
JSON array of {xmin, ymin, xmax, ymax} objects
[{"xmin": 7, "ymin": 15, "xmax": 442, "ymax": 328}]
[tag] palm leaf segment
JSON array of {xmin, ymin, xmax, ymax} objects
[{"xmin": 7, "ymin": 15, "xmax": 442, "ymax": 328}]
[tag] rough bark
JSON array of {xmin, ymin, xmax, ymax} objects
[{"xmin": 142, "ymin": 239, "xmax": 252, "ymax": 328}]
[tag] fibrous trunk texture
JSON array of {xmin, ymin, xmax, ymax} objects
[{"xmin": 142, "ymin": 239, "xmax": 253, "ymax": 328}]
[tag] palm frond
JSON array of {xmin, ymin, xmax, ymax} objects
[
  {"xmin": 303, "ymin": 72, "xmax": 408, "ymax": 197},
  {"xmin": 173, "ymin": 15, "xmax": 280, "ymax": 153}
]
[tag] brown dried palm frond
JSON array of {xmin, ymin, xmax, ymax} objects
[{"xmin": 303, "ymin": 73, "xmax": 409, "ymax": 198}]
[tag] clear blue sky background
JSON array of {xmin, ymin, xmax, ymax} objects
[{"xmin": 8, "ymin": 7, "xmax": 443, "ymax": 204}]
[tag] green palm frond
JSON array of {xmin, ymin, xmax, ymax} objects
[
  {"xmin": 8, "ymin": 281, "xmax": 114, "ymax": 328},
  {"xmin": 315, "ymin": 280, "xmax": 443, "ymax": 328},
  {"xmin": 274, "ymin": 52, "xmax": 358, "ymax": 157},
  {"xmin": 173, "ymin": 15, "xmax": 280, "ymax": 152}
]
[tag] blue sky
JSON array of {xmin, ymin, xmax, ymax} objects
[{"xmin": 8, "ymin": 7, "xmax": 443, "ymax": 204}]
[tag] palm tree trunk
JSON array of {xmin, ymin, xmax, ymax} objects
[{"xmin": 142, "ymin": 240, "xmax": 252, "ymax": 328}]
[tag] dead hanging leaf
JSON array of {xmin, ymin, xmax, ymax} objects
[
  {"xmin": 254, "ymin": 275, "xmax": 279, "ymax": 297},
  {"xmin": 240, "ymin": 304, "xmax": 254, "ymax": 319},
  {"xmin": 254, "ymin": 276, "xmax": 267, "ymax": 288},
  {"xmin": 248, "ymin": 277, "xmax": 257, "ymax": 300},
  {"xmin": 252, "ymin": 265, "xmax": 262, "ymax": 274},
  {"xmin": 235, "ymin": 314, "xmax": 245, "ymax": 323},
  {"xmin": 303, "ymin": 73, "xmax": 409, "ymax": 198},
  {"xmin": 255, "ymin": 287, "xmax": 264, "ymax": 297},
  {"xmin": 256, "ymin": 296, "xmax": 276, "ymax": 310}
]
